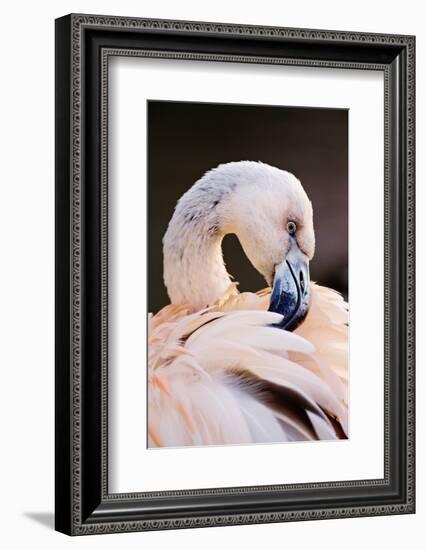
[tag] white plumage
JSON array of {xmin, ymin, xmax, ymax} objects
[{"xmin": 148, "ymin": 161, "xmax": 348, "ymax": 447}]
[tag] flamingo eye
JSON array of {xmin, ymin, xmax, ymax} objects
[{"xmin": 287, "ymin": 220, "xmax": 297, "ymax": 235}]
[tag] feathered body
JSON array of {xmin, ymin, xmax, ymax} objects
[{"xmin": 149, "ymin": 161, "xmax": 348, "ymax": 447}]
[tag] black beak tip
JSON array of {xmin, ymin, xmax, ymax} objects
[{"xmin": 268, "ymin": 250, "xmax": 311, "ymax": 332}]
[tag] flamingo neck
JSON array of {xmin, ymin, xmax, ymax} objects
[
  {"xmin": 162, "ymin": 168, "xmax": 241, "ymax": 311},
  {"xmin": 162, "ymin": 161, "xmax": 285, "ymax": 311},
  {"xmin": 163, "ymin": 215, "xmax": 233, "ymax": 311}
]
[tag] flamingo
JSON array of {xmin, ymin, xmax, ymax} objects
[{"xmin": 148, "ymin": 161, "xmax": 348, "ymax": 448}]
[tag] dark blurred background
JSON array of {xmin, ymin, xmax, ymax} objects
[{"xmin": 148, "ymin": 101, "xmax": 348, "ymax": 313}]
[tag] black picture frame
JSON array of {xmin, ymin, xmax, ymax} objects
[{"xmin": 55, "ymin": 13, "xmax": 415, "ymax": 535}]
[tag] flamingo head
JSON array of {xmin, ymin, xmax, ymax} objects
[{"xmin": 217, "ymin": 162, "xmax": 315, "ymax": 330}]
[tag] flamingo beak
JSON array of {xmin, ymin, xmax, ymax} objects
[{"xmin": 268, "ymin": 236, "xmax": 311, "ymax": 331}]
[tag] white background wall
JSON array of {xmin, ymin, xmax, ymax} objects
[{"xmin": 0, "ymin": 0, "xmax": 423, "ymax": 548}]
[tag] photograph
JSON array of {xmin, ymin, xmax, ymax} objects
[{"xmin": 147, "ymin": 100, "xmax": 349, "ymax": 448}]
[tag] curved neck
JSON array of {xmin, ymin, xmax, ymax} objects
[
  {"xmin": 162, "ymin": 162, "xmax": 282, "ymax": 311},
  {"xmin": 163, "ymin": 214, "xmax": 234, "ymax": 310},
  {"xmin": 162, "ymin": 165, "xmax": 249, "ymax": 310}
]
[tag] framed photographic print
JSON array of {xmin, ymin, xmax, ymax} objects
[{"xmin": 55, "ymin": 14, "xmax": 415, "ymax": 535}]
